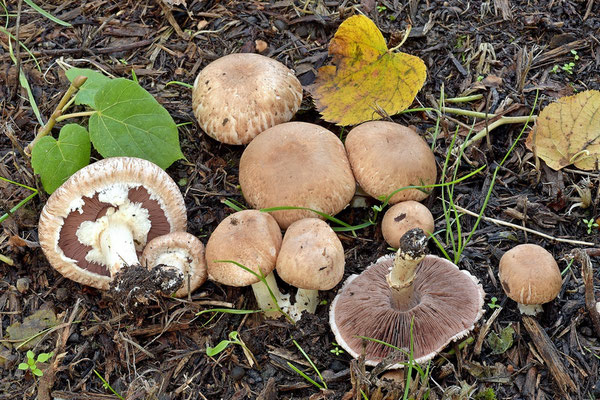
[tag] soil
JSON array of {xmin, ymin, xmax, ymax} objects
[{"xmin": 1, "ymin": 1, "xmax": 600, "ymax": 399}]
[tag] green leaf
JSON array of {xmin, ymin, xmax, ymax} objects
[
  {"xmin": 65, "ymin": 68, "xmax": 111, "ymax": 108},
  {"xmin": 89, "ymin": 79, "xmax": 184, "ymax": 169},
  {"xmin": 26, "ymin": 350, "xmax": 34, "ymax": 360},
  {"xmin": 18, "ymin": 363, "xmax": 29, "ymax": 370},
  {"xmin": 32, "ymin": 368, "xmax": 43, "ymax": 377},
  {"xmin": 486, "ymin": 326, "xmax": 514, "ymax": 355},
  {"xmin": 31, "ymin": 124, "xmax": 91, "ymax": 194},
  {"xmin": 36, "ymin": 352, "xmax": 52, "ymax": 363},
  {"xmin": 206, "ymin": 340, "xmax": 232, "ymax": 357}
]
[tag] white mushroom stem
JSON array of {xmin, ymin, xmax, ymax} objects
[
  {"xmin": 294, "ymin": 288, "xmax": 319, "ymax": 315},
  {"xmin": 517, "ymin": 303, "xmax": 544, "ymax": 316},
  {"xmin": 153, "ymin": 250, "xmax": 188, "ymax": 277},
  {"xmin": 100, "ymin": 221, "xmax": 140, "ymax": 276},
  {"xmin": 250, "ymin": 272, "xmax": 290, "ymax": 318}
]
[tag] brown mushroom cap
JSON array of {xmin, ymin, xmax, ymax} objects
[
  {"xmin": 205, "ymin": 210, "xmax": 282, "ymax": 286},
  {"xmin": 330, "ymin": 255, "xmax": 485, "ymax": 366},
  {"xmin": 498, "ymin": 244, "xmax": 562, "ymax": 305},
  {"xmin": 38, "ymin": 157, "xmax": 187, "ymax": 290},
  {"xmin": 345, "ymin": 121, "xmax": 437, "ymax": 204},
  {"xmin": 141, "ymin": 232, "xmax": 207, "ymax": 297},
  {"xmin": 192, "ymin": 53, "xmax": 303, "ymax": 145},
  {"xmin": 276, "ymin": 218, "xmax": 345, "ymax": 291},
  {"xmin": 381, "ymin": 201, "xmax": 435, "ymax": 248},
  {"xmin": 239, "ymin": 122, "xmax": 356, "ymax": 229}
]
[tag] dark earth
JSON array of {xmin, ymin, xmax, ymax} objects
[{"xmin": 1, "ymin": 0, "xmax": 600, "ymax": 399}]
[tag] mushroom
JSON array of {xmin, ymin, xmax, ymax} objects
[
  {"xmin": 345, "ymin": 121, "xmax": 437, "ymax": 204},
  {"xmin": 141, "ymin": 232, "xmax": 207, "ymax": 298},
  {"xmin": 239, "ymin": 121, "xmax": 356, "ymax": 229},
  {"xmin": 381, "ymin": 201, "xmax": 435, "ymax": 248},
  {"xmin": 192, "ymin": 53, "xmax": 303, "ymax": 145},
  {"xmin": 38, "ymin": 157, "xmax": 187, "ymax": 290},
  {"xmin": 204, "ymin": 210, "xmax": 288, "ymax": 317},
  {"xmin": 330, "ymin": 229, "xmax": 485, "ymax": 367},
  {"xmin": 498, "ymin": 244, "xmax": 562, "ymax": 316},
  {"xmin": 276, "ymin": 218, "xmax": 345, "ymax": 320}
]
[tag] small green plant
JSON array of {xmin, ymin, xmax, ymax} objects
[
  {"xmin": 28, "ymin": 67, "xmax": 184, "ymax": 194},
  {"xmin": 582, "ymin": 218, "xmax": 598, "ymax": 234},
  {"xmin": 287, "ymin": 339, "xmax": 327, "ymax": 390},
  {"xmin": 18, "ymin": 350, "xmax": 53, "ymax": 377},
  {"xmin": 487, "ymin": 296, "xmax": 500, "ymax": 309},
  {"xmin": 206, "ymin": 330, "xmax": 247, "ymax": 357},
  {"xmin": 94, "ymin": 370, "xmax": 125, "ymax": 400},
  {"xmin": 376, "ymin": 5, "xmax": 387, "ymax": 12},
  {"xmin": 552, "ymin": 50, "xmax": 579, "ymax": 75},
  {"xmin": 330, "ymin": 342, "xmax": 344, "ymax": 356}
]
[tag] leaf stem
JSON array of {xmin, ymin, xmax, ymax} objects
[
  {"xmin": 444, "ymin": 94, "xmax": 484, "ymax": 103},
  {"xmin": 55, "ymin": 111, "xmax": 96, "ymax": 122},
  {"xmin": 463, "ymin": 115, "xmax": 537, "ymax": 149},
  {"xmin": 25, "ymin": 75, "xmax": 88, "ymax": 155},
  {"xmin": 389, "ymin": 25, "xmax": 412, "ymax": 53}
]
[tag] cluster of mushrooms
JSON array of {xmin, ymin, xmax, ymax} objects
[{"xmin": 38, "ymin": 53, "xmax": 565, "ymax": 369}]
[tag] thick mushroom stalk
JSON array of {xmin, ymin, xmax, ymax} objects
[
  {"xmin": 251, "ymin": 272, "xmax": 290, "ymax": 318},
  {"xmin": 294, "ymin": 289, "xmax": 319, "ymax": 315}
]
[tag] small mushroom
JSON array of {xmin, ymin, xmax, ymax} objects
[
  {"xmin": 38, "ymin": 157, "xmax": 187, "ymax": 289},
  {"xmin": 192, "ymin": 53, "xmax": 303, "ymax": 145},
  {"xmin": 330, "ymin": 229, "xmax": 485, "ymax": 367},
  {"xmin": 345, "ymin": 121, "xmax": 437, "ymax": 203},
  {"xmin": 141, "ymin": 232, "xmax": 207, "ymax": 298},
  {"xmin": 204, "ymin": 210, "xmax": 288, "ymax": 317},
  {"xmin": 381, "ymin": 201, "xmax": 435, "ymax": 248},
  {"xmin": 498, "ymin": 244, "xmax": 562, "ymax": 315},
  {"xmin": 239, "ymin": 121, "xmax": 356, "ymax": 229},
  {"xmin": 276, "ymin": 218, "xmax": 345, "ymax": 320}
]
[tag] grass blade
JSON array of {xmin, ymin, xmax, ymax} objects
[{"xmin": 23, "ymin": 0, "xmax": 72, "ymax": 26}]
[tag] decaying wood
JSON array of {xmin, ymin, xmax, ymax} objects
[
  {"xmin": 572, "ymin": 249, "xmax": 600, "ymax": 337},
  {"xmin": 522, "ymin": 316, "xmax": 577, "ymax": 394}
]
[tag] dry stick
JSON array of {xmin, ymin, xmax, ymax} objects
[
  {"xmin": 521, "ymin": 316, "xmax": 577, "ymax": 393},
  {"xmin": 452, "ymin": 204, "xmax": 595, "ymax": 246},
  {"xmin": 24, "ymin": 75, "xmax": 88, "ymax": 155},
  {"xmin": 474, "ymin": 306, "xmax": 503, "ymax": 356},
  {"xmin": 0, "ymin": 253, "xmax": 13, "ymax": 266},
  {"xmin": 572, "ymin": 249, "xmax": 600, "ymax": 338}
]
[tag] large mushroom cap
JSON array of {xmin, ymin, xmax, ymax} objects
[
  {"xmin": 141, "ymin": 232, "xmax": 207, "ymax": 298},
  {"xmin": 330, "ymin": 255, "xmax": 485, "ymax": 366},
  {"xmin": 38, "ymin": 157, "xmax": 187, "ymax": 290},
  {"xmin": 239, "ymin": 122, "xmax": 356, "ymax": 229},
  {"xmin": 498, "ymin": 244, "xmax": 562, "ymax": 306},
  {"xmin": 276, "ymin": 218, "xmax": 345, "ymax": 291},
  {"xmin": 345, "ymin": 121, "xmax": 437, "ymax": 204},
  {"xmin": 192, "ymin": 53, "xmax": 303, "ymax": 145},
  {"xmin": 381, "ymin": 201, "xmax": 435, "ymax": 249},
  {"xmin": 205, "ymin": 210, "xmax": 282, "ymax": 286}
]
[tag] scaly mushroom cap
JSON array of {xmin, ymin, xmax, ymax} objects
[
  {"xmin": 205, "ymin": 210, "xmax": 282, "ymax": 286},
  {"xmin": 192, "ymin": 53, "xmax": 303, "ymax": 145},
  {"xmin": 345, "ymin": 121, "xmax": 437, "ymax": 203},
  {"xmin": 239, "ymin": 122, "xmax": 356, "ymax": 229},
  {"xmin": 38, "ymin": 157, "xmax": 187, "ymax": 290},
  {"xmin": 276, "ymin": 218, "xmax": 345, "ymax": 291},
  {"xmin": 141, "ymin": 232, "xmax": 207, "ymax": 298},
  {"xmin": 330, "ymin": 255, "xmax": 485, "ymax": 367},
  {"xmin": 381, "ymin": 201, "xmax": 435, "ymax": 249},
  {"xmin": 498, "ymin": 244, "xmax": 562, "ymax": 305}
]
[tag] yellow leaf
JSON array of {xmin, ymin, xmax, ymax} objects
[
  {"xmin": 308, "ymin": 15, "xmax": 427, "ymax": 126},
  {"xmin": 526, "ymin": 90, "xmax": 600, "ymax": 170}
]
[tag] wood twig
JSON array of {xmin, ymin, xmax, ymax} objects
[
  {"xmin": 522, "ymin": 316, "xmax": 577, "ymax": 393},
  {"xmin": 572, "ymin": 249, "xmax": 600, "ymax": 337}
]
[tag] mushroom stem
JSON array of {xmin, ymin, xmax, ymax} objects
[
  {"xmin": 100, "ymin": 222, "xmax": 140, "ymax": 276},
  {"xmin": 517, "ymin": 303, "xmax": 543, "ymax": 316},
  {"xmin": 251, "ymin": 272, "xmax": 289, "ymax": 318},
  {"xmin": 386, "ymin": 228, "xmax": 428, "ymax": 290},
  {"xmin": 294, "ymin": 289, "xmax": 319, "ymax": 315}
]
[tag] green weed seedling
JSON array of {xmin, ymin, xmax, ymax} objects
[
  {"xmin": 330, "ymin": 342, "xmax": 344, "ymax": 356},
  {"xmin": 287, "ymin": 339, "xmax": 328, "ymax": 390},
  {"xmin": 28, "ymin": 67, "xmax": 184, "ymax": 194},
  {"xmin": 206, "ymin": 330, "xmax": 257, "ymax": 366},
  {"xmin": 582, "ymin": 218, "xmax": 598, "ymax": 234},
  {"xmin": 94, "ymin": 370, "xmax": 125, "ymax": 400},
  {"xmin": 487, "ymin": 297, "xmax": 501, "ymax": 309},
  {"xmin": 18, "ymin": 350, "xmax": 53, "ymax": 377}
]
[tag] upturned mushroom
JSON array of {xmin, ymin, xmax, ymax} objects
[
  {"xmin": 38, "ymin": 157, "xmax": 187, "ymax": 290},
  {"xmin": 345, "ymin": 121, "xmax": 437, "ymax": 203},
  {"xmin": 381, "ymin": 201, "xmax": 435, "ymax": 248},
  {"xmin": 498, "ymin": 244, "xmax": 562, "ymax": 315},
  {"xmin": 192, "ymin": 53, "xmax": 303, "ymax": 145},
  {"xmin": 330, "ymin": 229, "xmax": 485, "ymax": 367},
  {"xmin": 204, "ymin": 210, "xmax": 288, "ymax": 317},
  {"xmin": 239, "ymin": 122, "xmax": 356, "ymax": 229},
  {"xmin": 141, "ymin": 232, "xmax": 207, "ymax": 298},
  {"xmin": 276, "ymin": 218, "xmax": 345, "ymax": 320}
]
